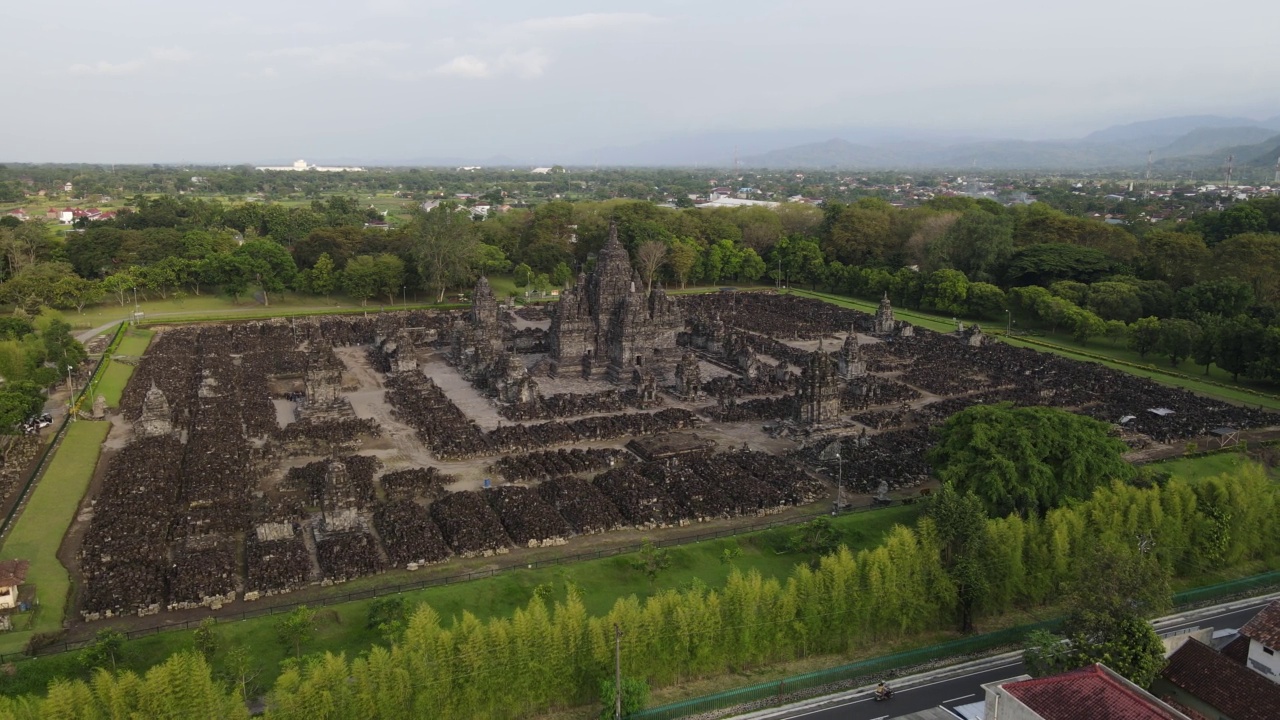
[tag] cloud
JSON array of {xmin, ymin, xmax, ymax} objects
[
  {"xmin": 432, "ymin": 49, "xmax": 549, "ymax": 79},
  {"xmin": 509, "ymin": 12, "xmax": 663, "ymax": 35},
  {"xmin": 67, "ymin": 46, "xmax": 193, "ymax": 76},
  {"xmin": 433, "ymin": 55, "xmax": 491, "ymax": 78},
  {"xmin": 68, "ymin": 59, "xmax": 146, "ymax": 76},
  {"xmin": 150, "ymin": 47, "xmax": 194, "ymax": 63},
  {"xmin": 251, "ymin": 41, "xmax": 409, "ymax": 68}
]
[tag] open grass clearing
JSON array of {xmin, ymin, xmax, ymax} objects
[
  {"xmin": 1152, "ymin": 451, "xmax": 1279, "ymax": 483},
  {"xmin": 92, "ymin": 328, "xmax": 153, "ymax": 407},
  {"xmin": 0, "ymin": 421, "xmax": 110, "ymax": 656}
]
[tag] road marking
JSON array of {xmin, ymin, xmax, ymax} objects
[
  {"xmin": 757, "ymin": 662, "xmax": 1024, "ymax": 719},
  {"xmin": 943, "ymin": 694, "xmax": 975, "ymax": 703}
]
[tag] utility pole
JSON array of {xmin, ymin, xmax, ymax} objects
[
  {"xmin": 1225, "ymin": 155, "xmax": 1234, "ymax": 194},
  {"xmin": 836, "ymin": 449, "xmax": 843, "ymax": 514},
  {"xmin": 614, "ymin": 624, "xmax": 623, "ymax": 720}
]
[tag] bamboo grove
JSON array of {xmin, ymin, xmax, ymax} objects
[{"xmin": 0, "ymin": 467, "xmax": 1276, "ymax": 720}]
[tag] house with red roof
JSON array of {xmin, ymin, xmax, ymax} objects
[
  {"xmin": 1154, "ymin": 636, "xmax": 1280, "ymax": 720},
  {"xmin": 1238, "ymin": 599, "xmax": 1280, "ymax": 681},
  {"xmin": 981, "ymin": 664, "xmax": 1191, "ymax": 720}
]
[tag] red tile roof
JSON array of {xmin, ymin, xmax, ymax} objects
[
  {"xmin": 1004, "ymin": 664, "xmax": 1184, "ymax": 720},
  {"xmin": 1239, "ymin": 600, "xmax": 1280, "ymax": 650},
  {"xmin": 1160, "ymin": 638, "xmax": 1280, "ymax": 720},
  {"xmin": 0, "ymin": 559, "xmax": 29, "ymax": 587},
  {"xmin": 1220, "ymin": 634, "xmax": 1251, "ymax": 665}
]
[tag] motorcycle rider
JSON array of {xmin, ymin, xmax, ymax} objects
[{"xmin": 875, "ymin": 681, "xmax": 891, "ymax": 699}]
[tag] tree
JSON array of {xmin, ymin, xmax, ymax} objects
[
  {"xmin": 100, "ymin": 271, "xmax": 139, "ymax": 307},
  {"xmin": 512, "ymin": 262, "xmax": 533, "ymax": 288},
  {"xmin": 1086, "ymin": 281, "xmax": 1143, "ymax": 323},
  {"xmin": 1004, "ymin": 243, "xmax": 1118, "ymax": 286},
  {"xmin": 374, "ymin": 253, "xmax": 406, "ymax": 305},
  {"xmin": 922, "ymin": 483, "xmax": 994, "ymax": 632},
  {"xmin": 1128, "ymin": 316, "xmax": 1162, "ymax": 360},
  {"xmin": 80, "ymin": 629, "xmax": 126, "ymax": 672},
  {"xmin": 1024, "ymin": 544, "xmax": 1170, "ymax": 688},
  {"xmin": 935, "ymin": 209, "xmax": 1014, "ymax": 282},
  {"xmin": 1215, "ymin": 316, "xmax": 1264, "ymax": 381},
  {"xmin": 475, "ymin": 243, "xmax": 512, "ymax": 276},
  {"xmin": 929, "ymin": 404, "xmax": 1134, "ymax": 517},
  {"xmin": 630, "ymin": 540, "xmax": 671, "ymax": 587},
  {"xmin": 920, "ymin": 269, "xmax": 969, "ymax": 315},
  {"xmin": 233, "ymin": 239, "xmax": 298, "ymax": 306},
  {"xmin": 193, "ymin": 617, "xmax": 219, "ymax": 661},
  {"xmin": 342, "ymin": 255, "xmax": 381, "ymax": 306},
  {"xmin": 667, "ymin": 237, "xmax": 701, "ymax": 289},
  {"xmin": 598, "ymin": 676, "xmax": 649, "ymax": 719},
  {"xmin": 276, "ymin": 605, "xmax": 317, "ymax": 658},
  {"xmin": 51, "ymin": 276, "xmax": 104, "ymax": 314},
  {"xmin": 635, "ymin": 240, "xmax": 667, "ymax": 294},
  {"xmin": 308, "ymin": 253, "xmax": 338, "ymax": 298},
  {"xmin": 1158, "ymin": 318, "xmax": 1201, "ymax": 368},
  {"xmin": 550, "ymin": 261, "xmax": 573, "ymax": 288},
  {"xmin": 965, "ymin": 282, "xmax": 1006, "ymax": 320},
  {"xmin": 1139, "ymin": 230, "xmax": 1209, "ymax": 289},
  {"xmin": 1173, "ymin": 278, "xmax": 1253, "ymax": 319},
  {"xmin": 411, "ymin": 204, "xmax": 480, "ymax": 302},
  {"xmin": 1211, "ymin": 232, "xmax": 1280, "ymax": 303},
  {"xmin": 738, "ymin": 247, "xmax": 766, "ymax": 282}
]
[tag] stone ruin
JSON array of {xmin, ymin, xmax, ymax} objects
[
  {"xmin": 91, "ymin": 394, "xmax": 107, "ymax": 419},
  {"xmin": 672, "ymin": 351, "xmax": 702, "ymax": 400},
  {"xmin": 838, "ymin": 326, "xmax": 866, "ymax": 380},
  {"xmin": 299, "ymin": 345, "xmax": 351, "ymax": 422},
  {"xmin": 136, "ymin": 383, "xmax": 174, "ymax": 438},
  {"xmin": 632, "ymin": 369, "xmax": 659, "ymax": 408},
  {"xmin": 872, "ymin": 293, "xmax": 898, "ymax": 335},
  {"xmin": 492, "ymin": 351, "xmax": 539, "ymax": 404},
  {"xmin": 547, "ymin": 223, "xmax": 682, "ymax": 381},
  {"xmin": 795, "ymin": 339, "xmax": 842, "ymax": 425}
]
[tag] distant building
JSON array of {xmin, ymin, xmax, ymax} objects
[
  {"xmin": 695, "ymin": 197, "xmax": 779, "ymax": 209},
  {"xmin": 254, "ymin": 159, "xmax": 365, "ymax": 172},
  {"xmin": 530, "ymin": 167, "xmax": 554, "ymax": 174}
]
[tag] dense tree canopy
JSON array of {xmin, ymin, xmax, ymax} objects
[{"xmin": 928, "ymin": 404, "xmax": 1134, "ymax": 517}]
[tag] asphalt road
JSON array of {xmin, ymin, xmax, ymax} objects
[{"xmin": 749, "ymin": 599, "xmax": 1272, "ymax": 720}]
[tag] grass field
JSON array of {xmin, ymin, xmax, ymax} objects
[
  {"xmin": 1153, "ymin": 451, "xmax": 1278, "ymax": 482},
  {"xmin": 0, "ymin": 421, "xmax": 110, "ymax": 656},
  {"xmin": 92, "ymin": 328, "xmax": 153, "ymax": 407},
  {"xmin": 789, "ymin": 289, "xmax": 1280, "ymax": 410},
  {"xmin": 0, "ymin": 504, "xmax": 921, "ymax": 697}
]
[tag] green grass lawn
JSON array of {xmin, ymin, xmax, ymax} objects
[
  {"xmin": 790, "ymin": 289, "xmax": 1280, "ymax": 410},
  {"xmin": 1152, "ymin": 451, "xmax": 1277, "ymax": 483},
  {"xmin": 91, "ymin": 328, "xmax": 154, "ymax": 407},
  {"xmin": 0, "ymin": 504, "xmax": 920, "ymax": 697},
  {"xmin": 0, "ymin": 421, "xmax": 110, "ymax": 656}
]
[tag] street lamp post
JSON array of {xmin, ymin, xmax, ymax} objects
[
  {"xmin": 832, "ymin": 449, "xmax": 843, "ymax": 515},
  {"xmin": 1005, "ymin": 309, "xmax": 1012, "ymax": 336}
]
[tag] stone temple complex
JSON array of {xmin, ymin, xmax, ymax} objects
[{"xmin": 547, "ymin": 224, "xmax": 682, "ymax": 381}]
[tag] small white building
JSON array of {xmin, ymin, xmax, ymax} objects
[
  {"xmin": 0, "ymin": 559, "xmax": 29, "ymax": 611},
  {"xmin": 1239, "ymin": 600, "xmax": 1280, "ymax": 681}
]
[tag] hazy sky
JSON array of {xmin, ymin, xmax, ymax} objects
[{"xmin": 6, "ymin": 0, "xmax": 1279, "ymax": 163}]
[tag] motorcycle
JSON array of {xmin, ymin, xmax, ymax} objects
[{"xmin": 873, "ymin": 687, "xmax": 893, "ymax": 702}]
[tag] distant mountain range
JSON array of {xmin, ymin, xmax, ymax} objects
[{"xmin": 561, "ymin": 115, "xmax": 1280, "ymax": 171}]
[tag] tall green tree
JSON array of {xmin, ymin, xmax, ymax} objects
[
  {"xmin": 929, "ymin": 404, "xmax": 1134, "ymax": 517},
  {"xmin": 411, "ymin": 205, "xmax": 480, "ymax": 302}
]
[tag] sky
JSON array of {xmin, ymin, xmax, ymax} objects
[{"xmin": 5, "ymin": 0, "xmax": 1280, "ymax": 164}]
